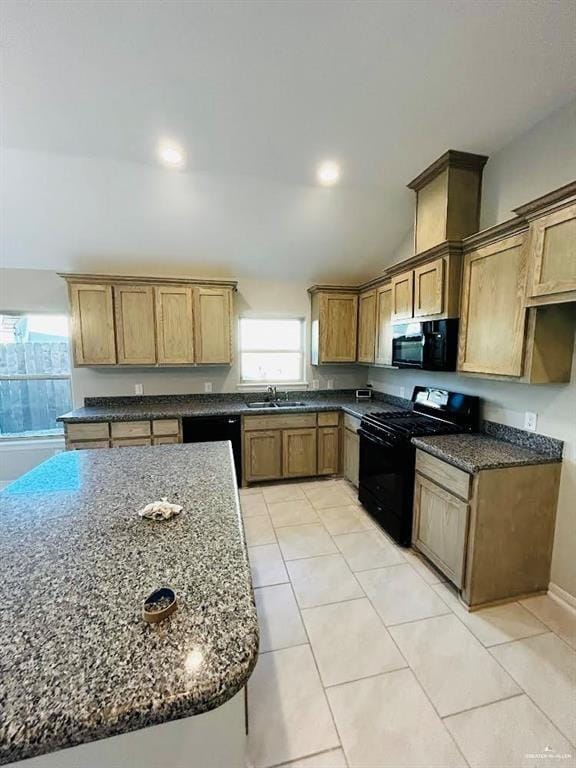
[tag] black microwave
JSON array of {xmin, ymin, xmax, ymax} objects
[{"xmin": 392, "ymin": 319, "xmax": 459, "ymax": 370}]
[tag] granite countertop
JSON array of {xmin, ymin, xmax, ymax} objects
[
  {"xmin": 412, "ymin": 433, "xmax": 562, "ymax": 474},
  {"xmin": 57, "ymin": 394, "xmax": 404, "ymax": 423},
  {"xmin": 0, "ymin": 443, "xmax": 258, "ymax": 765}
]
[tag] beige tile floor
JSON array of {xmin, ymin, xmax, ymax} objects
[{"xmin": 242, "ymin": 478, "xmax": 576, "ymax": 768}]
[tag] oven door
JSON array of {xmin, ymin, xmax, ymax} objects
[
  {"xmin": 392, "ymin": 323, "xmax": 424, "ymax": 368},
  {"xmin": 358, "ymin": 429, "xmax": 414, "ymax": 546}
]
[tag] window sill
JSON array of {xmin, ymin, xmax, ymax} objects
[{"xmin": 237, "ymin": 382, "xmax": 309, "ymax": 390}]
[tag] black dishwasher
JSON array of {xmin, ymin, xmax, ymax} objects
[{"xmin": 182, "ymin": 416, "xmax": 242, "ymax": 486}]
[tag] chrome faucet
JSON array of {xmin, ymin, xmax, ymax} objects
[{"xmin": 267, "ymin": 385, "xmax": 278, "ymax": 402}]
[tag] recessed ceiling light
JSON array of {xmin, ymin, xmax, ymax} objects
[
  {"xmin": 317, "ymin": 160, "xmax": 341, "ymax": 186},
  {"xmin": 158, "ymin": 141, "xmax": 185, "ymax": 169}
]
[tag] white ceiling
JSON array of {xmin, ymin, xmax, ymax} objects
[{"xmin": 1, "ymin": 0, "xmax": 575, "ymax": 281}]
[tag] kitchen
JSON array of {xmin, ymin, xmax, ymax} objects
[{"xmin": 1, "ymin": 2, "xmax": 575, "ymax": 768}]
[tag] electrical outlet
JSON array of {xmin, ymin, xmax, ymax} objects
[
  {"xmin": 524, "ymin": 411, "xmax": 538, "ymax": 431},
  {"xmin": 204, "ymin": 382, "xmax": 213, "ymax": 394},
  {"xmin": 399, "ymin": 386, "xmax": 405, "ymax": 398},
  {"xmin": 312, "ymin": 379, "xmax": 319, "ymax": 390},
  {"xmin": 134, "ymin": 384, "xmax": 143, "ymax": 395},
  {"xmin": 327, "ymin": 379, "xmax": 334, "ymax": 390}
]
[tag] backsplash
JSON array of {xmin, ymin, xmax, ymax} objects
[{"xmin": 481, "ymin": 420, "xmax": 564, "ymax": 460}]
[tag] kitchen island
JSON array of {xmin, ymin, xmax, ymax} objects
[{"xmin": 0, "ymin": 443, "xmax": 258, "ymax": 767}]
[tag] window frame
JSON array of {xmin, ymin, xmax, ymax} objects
[
  {"xmin": 0, "ymin": 311, "xmax": 73, "ymax": 441},
  {"xmin": 238, "ymin": 316, "xmax": 307, "ymax": 387}
]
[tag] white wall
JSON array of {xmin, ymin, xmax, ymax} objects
[{"xmin": 369, "ymin": 99, "xmax": 576, "ymax": 599}]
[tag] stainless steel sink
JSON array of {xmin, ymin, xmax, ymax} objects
[{"xmin": 246, "ymin": 400, "xmax": 308, "ymax": 409}]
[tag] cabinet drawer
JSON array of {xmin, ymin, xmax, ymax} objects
[
  {"xmin": 415, "ymin": 450, "xmax": 470, "ymax": 500},
  {"xmin": 110, "ymin": 421, "xmax": 151, "ymax": 438},
  {"xmin": 152, "ymin": 436, "xmax": 180, "ymax": 445},
  {"xmin": 112, "ymin": 438, "xmax": 152, "ymax": 447},
  {"xmin": 152, "ymin": 419, "xmax": 179, "ymax": 436},
  {"xmin": 343, "ymin": 413, "xmax": 361, "ymax": 433},
  {"xmin": 68, "ymin": 440, "xmax": 109, "ymax": 450},
  {"xmin": 318, "ymin": 411, "xmax": 339, "ymax": 427},
  {"xmin": 67, "ymin": 422, "xmax": 109, "ymax": 441},
  {"xmin": 243, "ymin": 413, "xmax": 317, "ymax": 431}
]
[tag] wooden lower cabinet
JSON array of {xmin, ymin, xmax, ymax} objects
[
  {"xmin": 112, "ymin": 438, "xmax": 152, "ymax": 448},
  {"xmin": 65, "ymin": 419, "xmax": 181, "ymax": 450},
  {"xmin": 243, "ymin": 412, "xmax": 341, "ymax": 483},
  {"xmin": 343, "ymin": 421, "xmax": 360, "ymax": 488},
  {"xmin": 413, "ymin": 474, "xmax": 468, "ymax": 588},
  {"xmin": 317, "ymin": 427, "xmax": 339, "ymax": 475},
  {"xmin": 282, "ymin": 428, "xmax": 317, "ymax": 478},
  {"xmin": 412, "ymin": 449, "xmax": 561, "ymax": 608},
  {"xmin": 243, "ymin": 430, "xmax": 282, "ymax": 482}
]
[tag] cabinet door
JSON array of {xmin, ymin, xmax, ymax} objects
[
  {"xmin": 458, "ymin": 233, "xmax": 527, "ymax": 376},
  {"xmin": 357, "ymin": 290, "xmax": 377, "ymax": 363},
  {"xmin": 413, "ymin": 474, "xmax": 469, "ymax": 588},
  {"xmin": 391, "ymin": 271, "xmax": 414, "ymax": 321},
  {"xmin": 69, "ymin": 283, "xmax": 116, "ymax": 365},
  {"xmin": 155, "ymin": 286, "xmax": 194, "ymax": 364},
  {"xmin": 319, "ymin": 293, "xmax": 358, "ymax": 363},
  {"xmin": 343, "ymin": 427, "xmax": 359, "ymax": 488},
  {"xmin": 244, "ymin": 430, "xmax": 282, "ymax": 482},
  {"xmin": 282, "ymin": 428, "xmax": 317, "ymax": 478},
  {"xmin": 114, "ymin": 285, "xmax": 157, "ymax": 365},
  {"xmin": 374, "ymin": 284, "xmax": 393, "ymax": 365},
  {"xmin": 527, "ymin": 203, "xmax": 576, "ymax": 298},
  {"xmin": 413, "ymin": 258, "xmax": 444, "ymax": 317},
  {"xmin": 194, "ymin": 287, "xmax": 233, "ymax": 364},
  {"xmin": 318, "ymin": 427, "xmax": 339, "ymax": 475}
]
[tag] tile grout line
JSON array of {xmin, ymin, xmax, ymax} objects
[
  {"xmin": 246, "ymin": 480, "xmax": 576, "ymax": 765},
  {"xmin": 485, "ymin": 631, "xmax": 576, "ymax": 747}
]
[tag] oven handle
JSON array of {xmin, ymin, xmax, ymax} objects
[{"xmin": 358, "ymin": 429, "xmax": 396, "ymax": 449}]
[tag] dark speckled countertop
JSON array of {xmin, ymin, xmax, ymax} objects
[
  {"xmin": 0, "ymin": 443, "xmax": 258, "ymax": 765},
  {"xmin": 57, "ymin": 393, "xmax": 405, "ymax": 423},
  {"xmin": 412, "ymin": 433, "xmax": 562, "ymax": 474}
]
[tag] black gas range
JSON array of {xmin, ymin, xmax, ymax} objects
[{"xmin": 358, "ymin": 386, "xmax": 479, "ymax": 546}]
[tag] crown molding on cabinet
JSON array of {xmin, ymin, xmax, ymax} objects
[
  {"xmin": 512, "ymin": 179, "xmax": 576, "ymax": 220},
  {"xmin": 406, "ymin": 149, "xmax": 489, "ymax": 192},
  {"xmin": 58, "ymin": 272, "xmax": 238, "ymax": 290}
]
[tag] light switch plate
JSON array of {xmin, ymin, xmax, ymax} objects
[
  {"xmin": 312, "ymin": 379, "xmax": 319, "ymax": 390},
  {"xmin": 204, "ymin": 382, "xmax": 213, "ymax": 393},
  {"xmin": 134, "ymin": 384, "xmax": 143, "ymax": 395},
  {"xmin": 327, "ymin": 379, "xmax": 334, "ymax": 390},
  {"xmin": 399, "ymin": 386, "xmax": 406, "ymax": 398},
  {"xmin": 524, "ymin": 411, "xmax": 538, "ymax": 431}
]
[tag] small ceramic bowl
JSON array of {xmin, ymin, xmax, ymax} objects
[{"xmin": 142, "ymin": 586, "xmax": 177, "ymax": 624}]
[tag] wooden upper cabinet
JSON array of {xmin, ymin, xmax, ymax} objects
[
  {"xmin": 529, "ymin": 206, "xmax": 576, "ymax": 296},
  {"xmin": 357, "ymin": 290, "xmax": 377, "ymax": 363},
  {"xmin": 69, "ymin": 283, "xmax": 116, "ymax": 365},
  {"xmin": 408, "ymin": 150, "xmax": 488, "ymax": 255},
  {"xmin": 311, "ymin": 290, "xmax": 358, "ymax": 364},
  {"xmin": 391, "ymin": 271, "xmax": 414, "ymax": 321},
  {"xmin": 155, "ymin": 286, "xmax": 194, "ymax": 364},
  {"xmin": 282, "ymin": 428, "xmax": 317, "ymax": 478},
  {"xmin": 414, "ymin": 258, "xmax": 444, "ymax": 317},
  {"xmin": 374, "ymin": 283, "xmax": 393, "ymax": 366},
  {"xmin": 458, "ymin": 227, "xmax": 528, "ymax": 377},
  {"xmin": 194, "ymin": 287, "xmax": 233, "ymax": 364},
  {"xmin": 114, "ymin": 285, "xmax": 157, "ymax": 365}
]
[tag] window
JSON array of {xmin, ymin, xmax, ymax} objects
[
  {"xmin": 0, "ymin": 314, "xmax": 72, "ymax": 438},
  {"xmin": 239, "ymin": 318, "xmax": 305, "ymax": 384}
]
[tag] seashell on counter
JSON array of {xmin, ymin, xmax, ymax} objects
[{"xmin": 137, "ymin": 497, "xmax": 183, "ymax": 521}]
